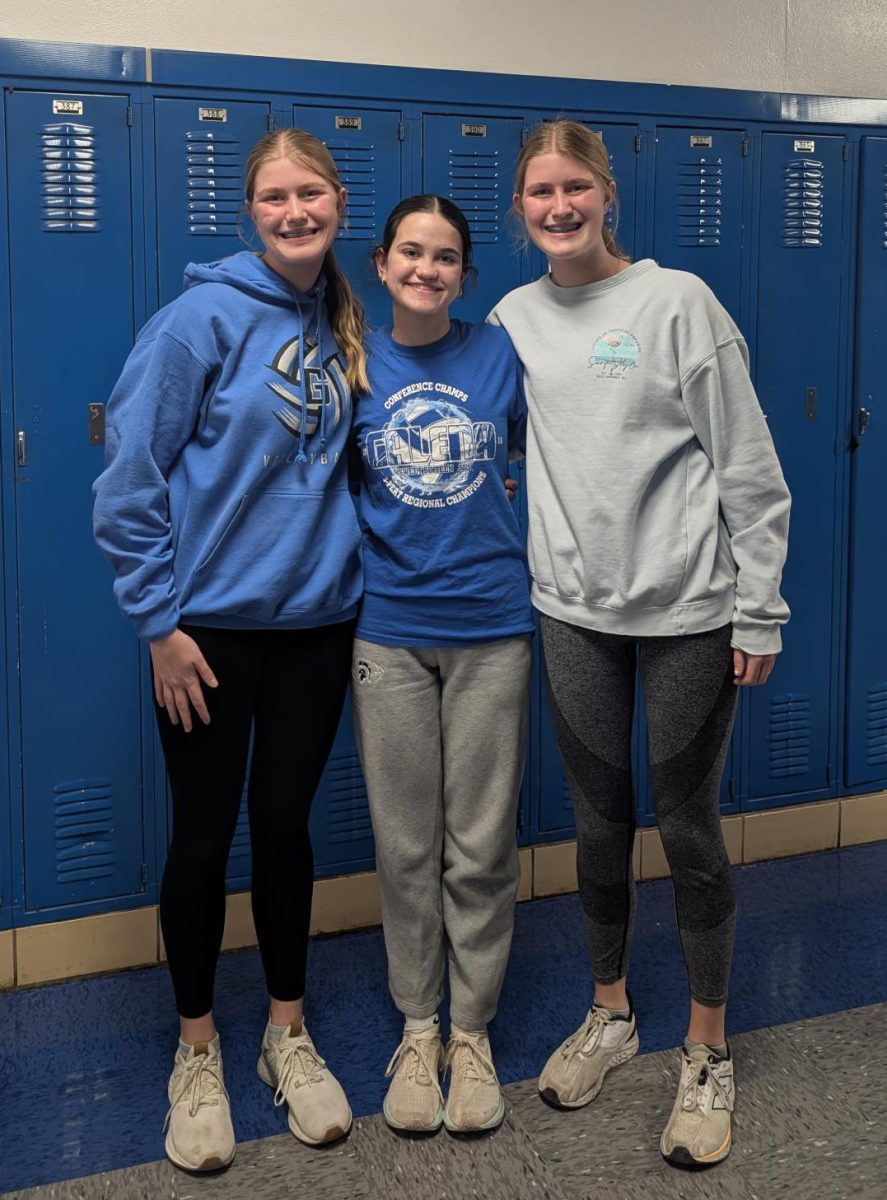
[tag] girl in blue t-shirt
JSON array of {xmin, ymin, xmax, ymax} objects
[{"xmin": 351, "ymin": 194, "xmax": 532, "ymax": 1136}]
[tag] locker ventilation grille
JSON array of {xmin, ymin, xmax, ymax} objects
[
  {"xmin": 229, "ymin": 801, "xmax": 251, "ymax": 863},
  {"xmin": 866, "ymin": 683, "xmax": 887, "ymax": 765},
  {"xmin": 185, "ymin": 131, "xmax": 244, "ymax": 236},
  {"xmin": 41, "ymin": 122, "xmax": 99, "ymax": 233},
  {"xmin": 326, "ymin": 142, "xmax": 379, "ymax": 239},
  {"xmin": 54, "ymin": 780, "xmax": 116, "ymax": 883},
  {"xmin": 676, "ymin": 157, "xmax": 723, "ymax": 247},
  {"xmin": 324, "ymin": 750, "xmax": 372, "ymax": 844},
  {"xmin": 783, "ymin": 159, "xmax": 824, "ymax": 248},
  {"xmin": 768, "ymin": 694, "xmax": 811, "ymax": 777},
  {"xmin": 448, "ymin": 150, "xmax": 500, "ymax": 243}
]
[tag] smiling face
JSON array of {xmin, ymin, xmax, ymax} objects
[
  {"xmin": 516, "ymin": 151, "xmax": 616, "ymax": 286},
  {"xmin": 376, "ymin": 210, "xmax": 466, "ymax": 343},
  {"xmin": 248, "ymin": 156, "xmax": 345, "ymax": 291}
]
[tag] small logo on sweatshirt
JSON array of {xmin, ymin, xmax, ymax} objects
[
  {"xmin": 588, "ymin": 329, "xmax": 641, "ymax": 380},
  {"xmin": 265, "ymin": 335, "xmax": 347, "ymax": 439}
]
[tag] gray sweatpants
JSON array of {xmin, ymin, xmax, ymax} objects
[
  {"xmin": 541, "ymin": 616, "xmax": 738, "ymax": 1008},
  {"xmin": 352, "ymin": 635, "xmax": 532, "ymax": 1030}
]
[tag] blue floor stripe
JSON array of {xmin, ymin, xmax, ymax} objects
[{"xmin": 1, "ymin": 841, "xmax": 885, "ymax": 1193}]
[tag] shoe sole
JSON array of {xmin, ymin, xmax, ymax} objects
[
  {"xmin": 538, "ymin": 1032, "xmax": 639, "ymax": 1109},
  {"xmin": 661, "ymin": 1127, "xmax": 732, "ymax": 1167},
  {"xmin": 164, "ymin": 1132, "xmax": 235, "ymax": 1174},
  {"xmin": 257, "ymin": 1055, "xmax": 353, "ymax": 1146},
  {"xmin": 442, "ymin": 1092, "xmax": 506, "ymax": 1134},
  {"xmin": 383, "ymin": 1095, "xmax": 444, "ymax": 1134}
]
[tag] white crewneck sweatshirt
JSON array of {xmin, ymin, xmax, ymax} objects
[{"xmin": 489, "ymin": 260, "xmax": 790, "ymax": 655}]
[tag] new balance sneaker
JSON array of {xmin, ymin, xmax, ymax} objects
[
  {"xmin": 383, "ymin": 1026, "xmax": 445, "ymax": 1132},
  {"xmin": 443, "ymin": 1030, "xmax": 505, "ymax": 1133},
  {"xmin": 164, "ymin": 1036, "xmax": 235, "ymax": 1172},
  {"xmin": 538, "ymin": 1006, "xmax": 639, "ymax": 1108},
  {"xmin": 257, "ymin": 1022, "xmax": 352, "ymax": 1145},
  {"xmin": 660, "ymin": 1044, "xmax": 735, "ymax": 1166}
]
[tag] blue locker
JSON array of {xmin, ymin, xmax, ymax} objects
[
  {"xmin": 845, "ymin": 136, "xmax": 887, "ymax": 788},
  {"xmin": 652, "ymin": 126, "xmax": 747, "ymax": 325},
  {"xmin": 5, "ymin": 90, "xmax": 146, "ymax": 917},
  {"xmin": 292, "ymin": 105, "xmax": 405, "ymax": 328},
  {"xmin": 154, "ymin": 98, "xmax": 271, "ymax": 307},
  {"xmin": 421, "ymin": 113, "xmax": 526, "ymax": 322},
  {"xmin": 746, "ymin": 131, "xmax": 847, "ymax": 803}
]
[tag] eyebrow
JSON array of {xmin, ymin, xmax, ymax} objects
[
  {"xmin": 396, "ymin": 239, "xmax": 462, "ymax": 255},
  {"xmin": 526, "ymin": 176, "xmax": 595, "ymax": 189}
]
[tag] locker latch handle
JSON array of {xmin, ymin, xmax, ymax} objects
[
  {"xmin": 88, "ymin": 402, "xmax": 106, "ymax": 445},
  {"xmin": 858, "ymin": 406, "xmax": 871, "ymax": 438},
  {"xmin": 16, "ymin": 430, "xmax": 25, "ymax": 467}
]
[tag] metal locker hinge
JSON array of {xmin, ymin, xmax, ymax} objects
[
  {"xmin": 16, "ymin": 430, "xmax": 25, "ymax": 467},
  {"xmin": 267, "ymin": 112, "xmax": 275, "ymax": 132},
  {"xmin": 805, "ymin": 387, "xmax": 817, "ymax": 421},
  {"xmin": 398, "ymin": 121, "xmax": 406, "ymax": 142},
  {"xmin": 742, "ymin": 138, "xmax": 749, "ymax": 157},
  {"xmin": 141, "ymin": 863, "xmax": 149, "ymax": 887},
  {"xmin": 634, "ymin": 134, "xmax": 642, "ymax": 154},
  {"xmin": 126, "ymin": 106, "xmax": 134, "ymax": 126},
  {"xmin": 858, "ymin": 406, "xmax": 871, "ymax": 437}
]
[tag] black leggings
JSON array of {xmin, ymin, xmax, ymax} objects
[
  {"xmin": 541, "ymin": 616, "xmax": 738, "ymax": 1008},
  {"xmin": 157, "ymin": 620, "xmax": 355, "ymax": 1019}
]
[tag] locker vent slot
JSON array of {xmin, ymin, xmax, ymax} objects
[
  {"xmin": 447, "ymin": 149, "xmax": 501, "ymax": 243},
  {"xmin": 41, "ymin": 122, "xmax": 99, "ymax": 232},
  {"xmin": 185, "ymin": 131, "xmax": 245, "ymax": 236},
  {"xmin": 325, "ymin": 142, "xmax": 379, "ymax": 240},
  {"xmin": 323, "ymin": 750, "xmax": 372, "ymax": 843},
  {"xmin": 768, "ymin": 694, "xmax": 811, "ymax": 777},
  {"xmin": 866, "ymin": 683, "xmax": 887, "ymax": 765},
  {"xmin": 229, "ymin": 801, "xmax": 251, "ymax": 861},
  {"xmin": 783, "ymin": 158, "xmax": 824, "ymax": 248},
  {"xmin": 54, "ymin": 780, "xmax": 116, "ymax": 883},
  {"xmin": 675, "ymin": 157, "xmax": 723, "ymax": 247}
]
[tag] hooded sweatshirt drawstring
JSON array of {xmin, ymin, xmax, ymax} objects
[{"xmin": 293, "ymin": 275, "xmax": 330, "ymax": 462}]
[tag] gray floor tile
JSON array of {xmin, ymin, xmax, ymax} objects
[
  {"xmin": 1, "ymin": 1160, "xmax": 180, "ymax": 1200},
  {"xmin": 175, "ymin": 1130, "xmax": 371, "ymax": 1200},
  {"xmin": 737, "ymin": 1126, "xmax": 887, "ymax": 1200},
  {"xmin": 353, "ymin": 1109, "xmax": 570, "ymax": 1200}
]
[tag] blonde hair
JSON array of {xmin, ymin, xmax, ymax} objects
[
  {"xmin": 244, "ymin": 129, "xmax": 369, "ymax": 394},
  {"xmin": 513, "ymin": 120, "xmax": 629, "ymax": 260}
]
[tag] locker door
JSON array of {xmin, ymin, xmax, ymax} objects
[
  {"xmin": 846, "ymin": 137, "xmax": 887, "ymax": 787},
  {"xmin": 747, "ymin": 132, "xmax": 847, "ymax": 802},
  {"xmin": 5, "ymin": 90, "xmax": 145, "ymax": 915},
  {"xmin": 421, "ymin": 114, "xmax": 526, "ymax": 321},
  {"xmin": 292, "ymin": 105, "xmax": 405, "ymax": 328},
  {"xmin": 154, "ymin": 98, "xmax": 271, "ymax": 307},
  {"xmin": 652, "ymin": 127, "xmax": 747, "ymax": 325}
]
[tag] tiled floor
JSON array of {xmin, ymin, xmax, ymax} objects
[{"xmin": 2, "ymin": 842, "xmax": 886, "ymax": 1198}]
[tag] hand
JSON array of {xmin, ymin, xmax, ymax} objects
[
  {"xmin": 733, "ymin": 648, "xmax": 776, "ymax": 687},
  {"xmin": 149, "ymin": 629, "xmax": 218, "ymax": 731},
  {"xmin": 504, "ymin": 476, "xmax": 519, "ymax": 503}
]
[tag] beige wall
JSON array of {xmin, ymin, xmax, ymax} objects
[{"xmin": 3, "ymin": 0, "xmax": 887, "ymax": 99}]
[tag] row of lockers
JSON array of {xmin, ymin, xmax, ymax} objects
[{"xmin": 0, "ymin": 73, "xmax": 884, "ymax": 929}]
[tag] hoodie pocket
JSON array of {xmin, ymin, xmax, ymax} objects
[{"xmin": 188, "ymin": 489, "xmax": 360, "ymax": 621}]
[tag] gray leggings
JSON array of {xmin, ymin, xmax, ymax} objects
[{"xmin": 540, "ymin": 615, "xmax": 737, "ymax": 1008}]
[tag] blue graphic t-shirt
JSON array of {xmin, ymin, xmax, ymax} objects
[{"xmin": 354, "ymin": 320, "xmax": 533, "ymax": 646}]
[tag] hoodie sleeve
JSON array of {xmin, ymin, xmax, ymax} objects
[
  {"xmin": 680, "ymin": 331, "xmax": 791, "ymax": 656},
  {"xmin": 92, "ymin": 328, "xmax": 213, "ymax": 641}
]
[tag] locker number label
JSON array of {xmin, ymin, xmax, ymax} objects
[
  {"xmin": 462, "ymin": 124, "xmax": 487, "ymax": 137},
  {"xmin": 335, "ymin": 116, "xmax": 362, "ymax": 130},
  {"xmin": 794, "ymin": 139, "xmax": 815, "ymax": 152},
  {"xmin": 53, "ymin": 99, "xmax": 83, "ymax": 115},
  {"xmin": 199, "ymin": 108, "xmax": 228, "ymax": 122},
  {"xmin": 690, "ymin": 135, "xmax": 713, "ymax": 147}
]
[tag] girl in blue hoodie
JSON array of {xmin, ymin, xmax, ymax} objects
[
  {"xmin": 351, "ymin": 196, "xmax": 533, "ymax": 1137},
  {"xmin": 93, "ymin": 129, "xmax": 366, "ymax": 1172}
]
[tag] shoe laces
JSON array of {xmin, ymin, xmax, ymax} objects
[
  {"xmin": 385, "ymin": 1032, "xmax": 443, "ymax": 1101},
  {"xmin": 680, "ymin": 1048, "xmax": 733, "ymax": 1114},
  {"xmin": 164, "ymin": 1050, "xmax": 226, "ymax": 1130},
  {"xmin": 562, "ymin": 1007, "xmax": 610, "ymax": 1059},
  {"xmin": 272, "ymin": 1034, "xmax": 327, "ymax": 1107},
  {"xmin": 444, "ymin": 1034, "xmax": 497, "ymax": 1086}
]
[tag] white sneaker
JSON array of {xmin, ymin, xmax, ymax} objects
[
  {"xmin": 257, "ymin": 1021, "xmax": 352, "ymax": 1145},
  {"xmin": 660, "ymin": 1044, "xmax": 734, "ymax": 1166},
  {"xmin": 164, "ymin": 1037, "xmax": 235, "ymax": 1172},
  {"xmin": 383, "ymin": 1027, "xmax": 445, "ymax": 1132},
  {"xmin": 538, "ymin": 1007, "xmax": 639, "ymax": 1108},
  {"xmin": 443, "ymin": 1030, "xmax": 505, "ymax": 1133}
]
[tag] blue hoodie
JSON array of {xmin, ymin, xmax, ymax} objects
[{"xmin": 93, "ymin": 251, "xmax": 362, "ymax": 640}]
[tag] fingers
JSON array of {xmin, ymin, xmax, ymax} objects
[{"xmin": 733, "ymin": 651, "xmax": 776, "ymax": 687}]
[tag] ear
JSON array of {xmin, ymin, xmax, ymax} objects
[
  {"xmin": 374, "ymin": 246, "xmax": 387, "ymax": 278},
  {"xmin": 337, "ymin": 187, "xmax": 347, "ymax": 218},
  {"xmin": 512, "ymin": 192, "xmax": 524, "ymax": 216}
]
